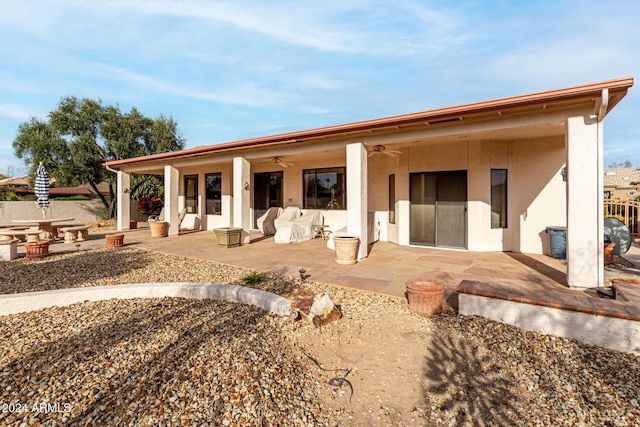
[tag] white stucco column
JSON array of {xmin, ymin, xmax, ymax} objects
[
  {"xmin": 197, "ymin": 172, "xmax": 205, "ymax": 231},
  {"xmin": 397, "ymin": 149, "xmax": 410, "ymax": 246},
  {"xmin": 346, "ymin": 142, "xmax": 368, "ymax": 259},
  {"xmin": 164, "ymin": 165, "xmax": 180, "ymax": 236},
  {"xmin": 116, "ymin": 171, "xmax": 130, "ymax": 231},
  {"xmin": 565, "ymin": 115, "xmax": 601, "ymax": 289},
  {"xmin": 233, "ymin": 157, "xmax": 251, "ymax": 244}
]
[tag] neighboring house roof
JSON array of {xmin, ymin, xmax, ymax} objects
[
  {"xmin": 0, "ymin": 176, "xmax": 110, "ymax": 197},
  {"xmin": 0, "ymin": 176, "xmax": 55, "ymax": 186},
  {"xmin": 105, "ymin": 77, "xmax": 634, "ymax": 171},
  {"xmin": 603, "ymin": 168, "xmax": 640, "ymax": 188}
]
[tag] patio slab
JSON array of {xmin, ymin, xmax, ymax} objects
[{"xmin": 18, "ymin": 226, "xmax": 640, "ymax": 310}]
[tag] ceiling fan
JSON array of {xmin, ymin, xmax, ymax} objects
[
  {"xmin": 271, "ymin": 157, "xmax": 294, "ymax": 168},
  {"xmin": 368, "ymin": 144, "xmax": 402, "ymax": 157}
]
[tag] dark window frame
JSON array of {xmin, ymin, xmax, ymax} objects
[
  {"xmin": 205, "ymin": 172, "xmax": 222, "ymax": 215},
  {"xmin": 303, "ymin": 167, "xmax": 346, "ymax": 210},
  {"xmin": 184, "ymin": 174, "xmax": 199, "ymax": 214},
  {"xmin": 491, "ymin": 169, "xmax": 507, "ymax": 229},
  {"xmin": 389, "ymin": 174, "xmax": 396, "ymax": 224}
]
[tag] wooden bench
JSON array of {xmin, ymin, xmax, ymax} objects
[
  {"xmin": 0, "ymin": 228, "xmax": 43, "ymax": 243},
  {"xmin": 59, "ymin": 225, "xmax": 90, "ymax": 243}
]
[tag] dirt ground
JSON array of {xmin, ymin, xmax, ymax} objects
[
  {"xmin": 294, "ymin": 305, "xmax": 436, "ymax": 426},
  {"xmin": 289, "ymin": 283, "xmax": 640, "ymax": 427}
]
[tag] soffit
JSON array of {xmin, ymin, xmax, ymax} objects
[{"xmin": 106, "ymin": 77, "xmax": 633, "ymax": 172}]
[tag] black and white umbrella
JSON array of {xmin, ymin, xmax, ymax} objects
[{"xmin": 34, "ymin": 163, "xmax": 50, "ymax": 218}]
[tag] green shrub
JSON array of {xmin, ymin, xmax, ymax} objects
[
  {"xmin": 242, "ymin": 272, "xmax": 265, "ymax": 285},
  {"xmin": 0, "ymin": 191, "xmax": 21, "ymax": 201},
  {"xmin": 53, "ymin": 195, "xmax": 92, "ymax": 201}
]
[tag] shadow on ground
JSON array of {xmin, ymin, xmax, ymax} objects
[{"xmin": 0, "ymin": 298, "xmax": 322, "ymax": 426}]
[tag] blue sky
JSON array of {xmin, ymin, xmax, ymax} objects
[{"xmin": 1, "ymin": 0, "xmax": 639, "ymax": 176}]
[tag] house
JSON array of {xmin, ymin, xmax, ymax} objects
[
  {"xmin": 0, "ymin": 176, "xmax": 111, "ymax": 199},
  {"xmin": 104, "ymin": 77, "xmax": 634, "ymax": 290},
  {"xmin": 604, "ymin": 168, "xmax": 640, "ymax": 200}
]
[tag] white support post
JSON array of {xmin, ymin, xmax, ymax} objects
[
  {"xmin": 116, "ymin": 171, "xmax": 130, "ymax": 231},
  {"xmin": 164, "ymin": 165, "xmax": 180, "ymax": 236},
  {"xmin": 397, "ymin": 149, "xmax": 410, "ymax": 246},
  {"xmin": 565, "ymin": 115, "xmax": 601, "ymax": 289},
  {"xmin": 233, "ymin": 157, "xmax": 251, "ymax": 244},
  {"xmin": 346, "ymin": 142, "xmax": 368, "ymax": 259}
]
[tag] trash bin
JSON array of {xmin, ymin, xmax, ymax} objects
[{"xmin": 545, "ymin": 226, "xmax": 566, "ymax": 259}]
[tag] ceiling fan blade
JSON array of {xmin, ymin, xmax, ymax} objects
[
  {"xmin": 387, "ymin": 149, "xmax": 402, "ymax": 154},
  {"xmin": 368, "ymin": 151, "xmax": 377, "ymax": 157},
  {"xmin": 383, "ymin": 151, "xmax": 397, "ymax": 156}
]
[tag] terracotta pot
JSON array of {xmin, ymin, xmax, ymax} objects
[
  {"xmin": 129, "ymin": 220, "xmax": 138, "ymax": 230},
  {"xmin": 333, "ymin": 236, "xmax": 359, "ymax": 265},
  {"xmin": 405, "ymin": 278, "xmax": 445, "ymax": 315},
  {"xmin": 149, "ymin": 221, "xmax": 169, "ymax": 238},
  {"xmin": 25, "ymin": 240, "xmax": 50, "ymax": 259},
  {"xmin": 106, "ymin": 233, "xmax": 125, "ymax": 248},
  {"xmin": 604, "ymin": 242, "xmax": 616, "ymax": 265}
]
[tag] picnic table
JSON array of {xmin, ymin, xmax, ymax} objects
[{"xmin": 12, "ymin": 217, "xmax": 75, "ymax": 240}]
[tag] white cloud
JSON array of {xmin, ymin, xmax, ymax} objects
[
  {"xmin": 0, "ymin": 105, "xmax": 39, "ymax": 121},
  {"xmin": 85, "ymin": 0, "xmax": 467, "ymax": 56},
  {"xmin": 106, "ymin": 65, "xmax": 296, "ymax": 107}
]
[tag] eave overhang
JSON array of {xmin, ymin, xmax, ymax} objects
[{"xmin": 104, "ymin": 77, "xmax": 633, "ymax": 170}]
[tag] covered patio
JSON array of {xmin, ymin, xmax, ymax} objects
[{"xmin": 105, "ymin": 77, "xmax": 635, "ymax": 291}]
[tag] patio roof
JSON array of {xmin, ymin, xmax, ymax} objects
[{"xmin": 104, "ymin": 77, "xmax": 633, "ymax": 171}]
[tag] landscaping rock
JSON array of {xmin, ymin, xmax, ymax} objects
[{"xmin": 291, "ymin": 292, "xmax": 342, "ymax": 327}]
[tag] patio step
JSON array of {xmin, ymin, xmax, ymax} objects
[
  {"xmin": 456, "ymin": 280, "xmax": 640, "ymax": 355},
  {"xmin": 456, "ymin": 280, "xmax": 640, "ymax": 320}
]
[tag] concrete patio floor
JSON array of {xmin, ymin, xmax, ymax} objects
[{"xmin": 33, "ymin": 225, "xmax": 639, "ymax": 310}]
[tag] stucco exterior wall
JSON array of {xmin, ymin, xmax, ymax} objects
[
  {"xmin": 0, "ymin": 200, "xmax": 104, "ymax": 223},
  {"xmin": 364, "ymin": 136, "xmax": 566, "ymax": 253},
  {"xmin": 145, "ymin": 133, "xmax": 566, "ymax": 254},
  {"xmin": 170, "ymin": 163, "xmax": 233, "ymax": 230},
  {"xmin": 510, "ymin": 136, "xmax": 566, "ymax": 254}
]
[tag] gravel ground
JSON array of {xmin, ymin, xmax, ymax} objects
[{"xmin": 1, "ymin": 247, "xmax": 640, "ymax": 426}]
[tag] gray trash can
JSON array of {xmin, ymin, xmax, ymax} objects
[{"xmin": 545, "ymin": 226, "xmax": 566, "ymax": 259}]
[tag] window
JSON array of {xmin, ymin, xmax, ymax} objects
[
  {"xmin": 205, "ymin": 173, "xmax": 222, "ymax": 215},
  {"xmin": 184, "ymin": 174, "xmax": 198, "ymax": 214},
  {"xmin": 389, "ymin": 174, "xmax": 395, "ymax": 224},
  {"xmin": 491, "ymin": 169, "xmax": 507, "ymax": 228},
  {"xmin": 303, "ymin": 167, "xmax": 346, "ymax": 209}
]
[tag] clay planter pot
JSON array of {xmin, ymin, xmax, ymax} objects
[
  {"xmin": 129, "ymin": 220, "xmax": 138, "ymax": 229},
  {"xmin": 333, "ymin": 236, "xmax": 360, "ymax": 265},
  {"xmin": 106, "ymin": 233, "xmax": 125, "ymax": 248},
  {"xmin": 213, "ymin": 227, "xmax": 243, "ymax": 248},
  {"xmin": 25, "ymin": 240, "xmax": 50, "ymax": 259},
  {"xmin": 405, "ymin": 278, "xmax": 445, "ymax": 315},
  {"xmin": 149, "ymin": 221, "xmax": 169, "ymax": 238}
]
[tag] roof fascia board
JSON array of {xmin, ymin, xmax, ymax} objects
[{"xmin": 105, "ymin": 77, "xmax": 633, "ymax": 169}]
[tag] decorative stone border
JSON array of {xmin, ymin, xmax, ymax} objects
[
  {"xmin": 0, "ymin": 283, "xmax": 293, "ymax": 317},
  {"xmin": 456, "ymin": 280, "xmax": 640, "ymax": 355}
]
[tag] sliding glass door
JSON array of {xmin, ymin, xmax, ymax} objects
[{"xmin": 410, "ymin": 171, "xmax": 467, "ymax": 248}]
